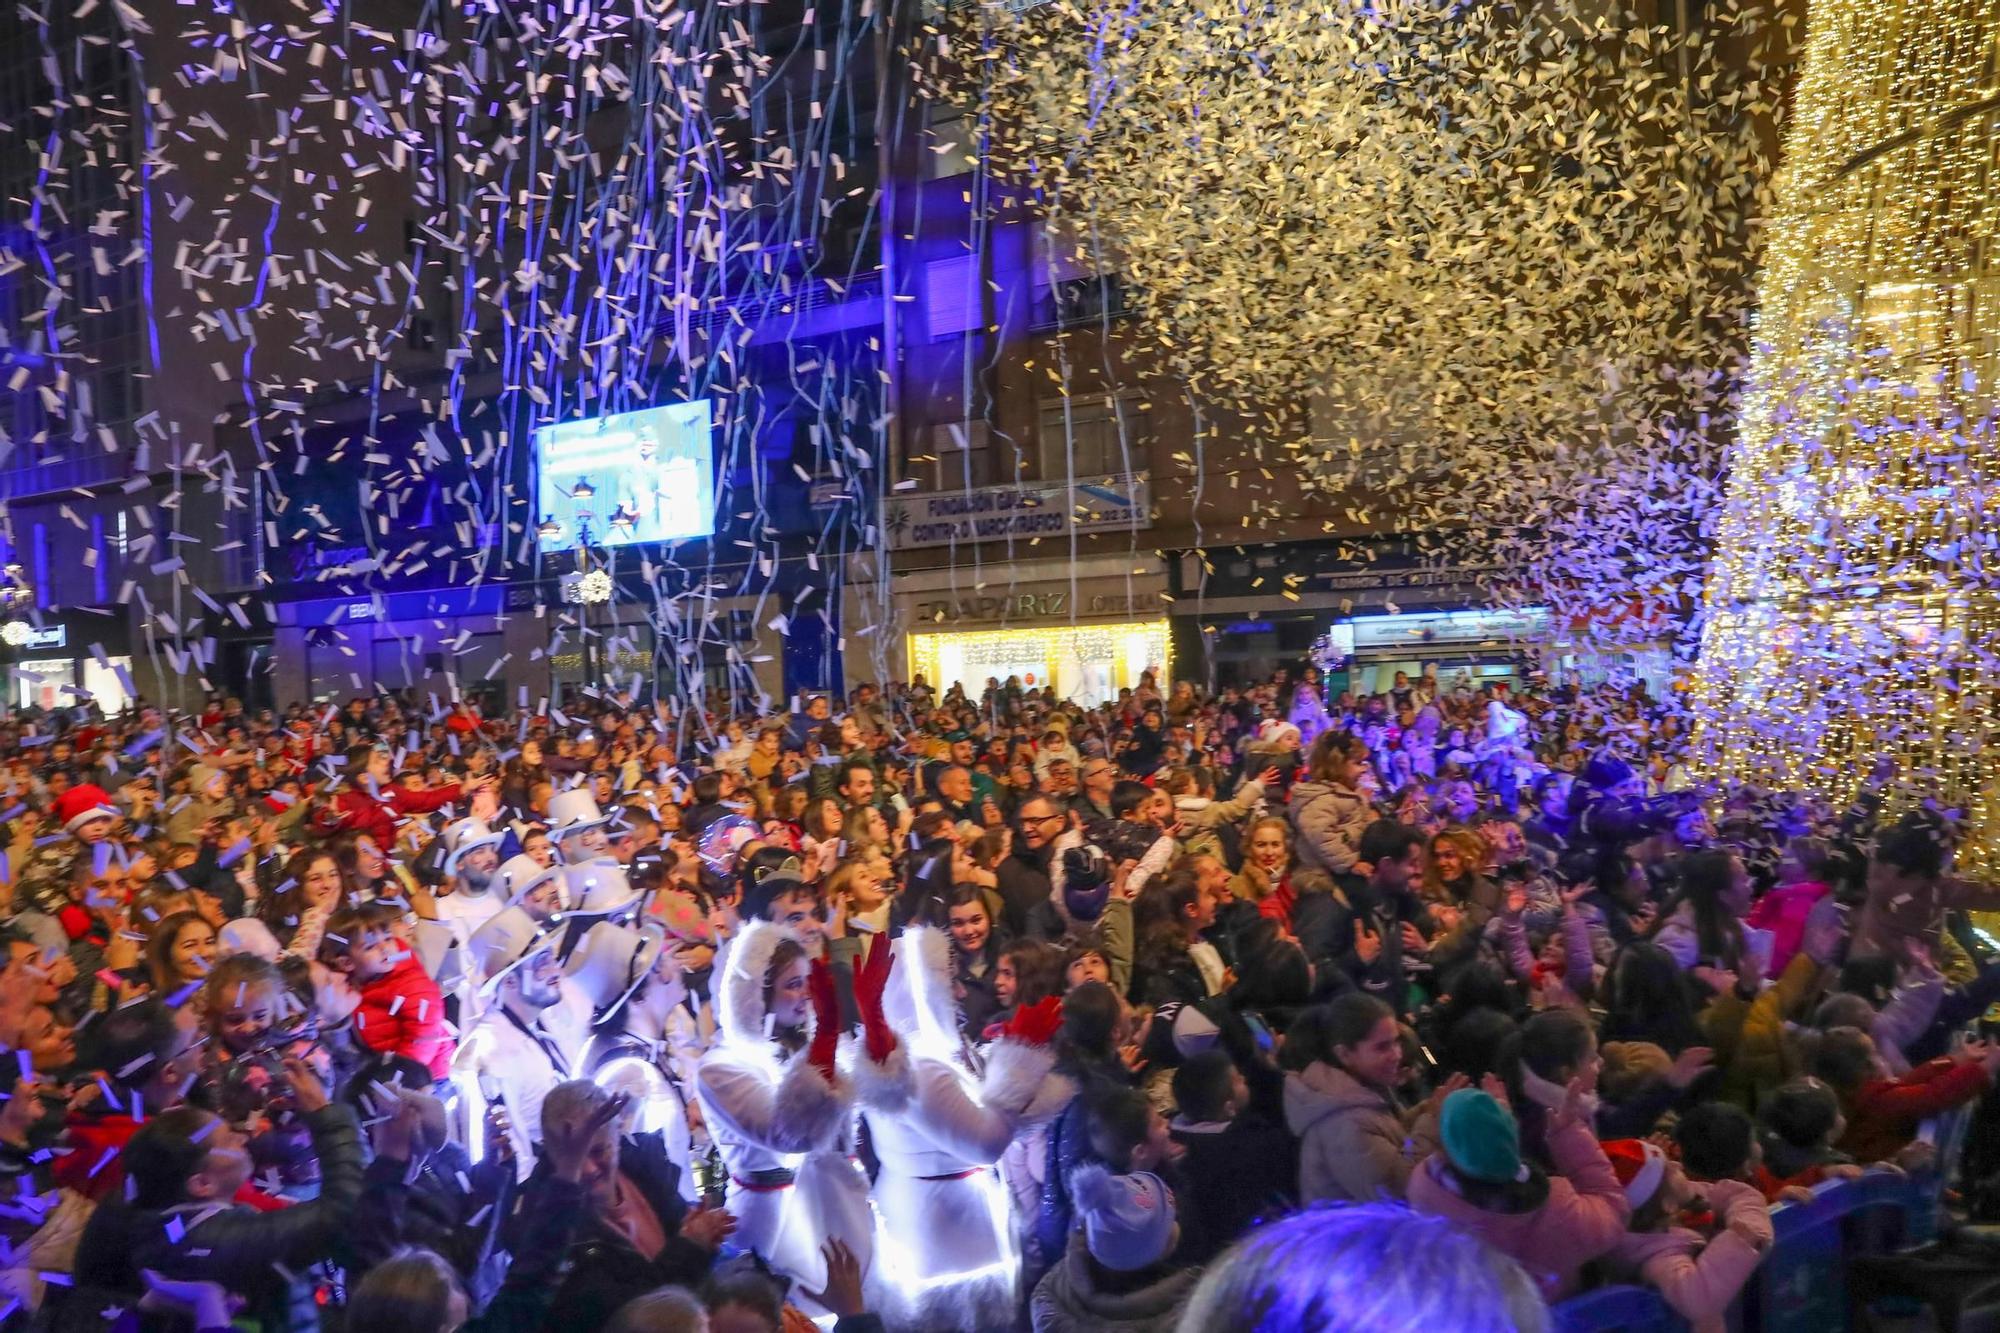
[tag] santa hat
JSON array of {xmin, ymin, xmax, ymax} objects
[
  {"xmin": 1602, "ymin": 1138, "xmax": 1668, "ymax": 1209},
  {"xmin": 55, "ymin": 785, "xmax": 119, "ymax": 837}
]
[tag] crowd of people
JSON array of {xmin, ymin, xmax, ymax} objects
[{"xmin": 0, "ymin": 663, "xmax": 1990, "ymax": 1333}]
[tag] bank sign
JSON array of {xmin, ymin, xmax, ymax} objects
[{"xmin": 887, "ymin": 474, "xmax": 1151, "ymax": 550}]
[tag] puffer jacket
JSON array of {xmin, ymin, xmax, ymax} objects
[
  {"xmin": 72, "ymin": 1103, "xmax": 365, "ymax": 1333},
  {"xmin": 1172, "ymin": 781, "xmax": 1264, "ymax": 863},
  {"xmin": 1606, "ymin": 1180, "xmax": 1773, "ymax": 1333},
  {"xmin": 1406, "ymin": 1113, "xmax": 1630, "ymax": 1301},
  {"xmin": 1029, "ymin": 1231, "xmax": 1200, "ymax": 1333},
  {"xmin": 1283, "ymin": 1062, "xmax": 1438, "ymax": 1204},
  {"xmin": 351, "ymin": 953, "xmax": 455, "ymax": 1078},
  {"xmin": 1287, "ymin": 780, "xmax": 1370, "ymax": 876}
]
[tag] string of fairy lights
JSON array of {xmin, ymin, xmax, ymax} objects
[{"xmin": 1689, "ymin": 0, "xmax": 2000, "ymax": 873}]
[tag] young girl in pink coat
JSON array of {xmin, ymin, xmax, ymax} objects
[{"xmin": 1407, "ymin": 1084, "xmax": 1629, "ymax": 1301}]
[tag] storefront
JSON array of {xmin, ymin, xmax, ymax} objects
[
  {"xmin": 1326, "ymin": 607, "xmax": 1550, "ymax": 696},
  {"xmin": 893, "ymin": 559, "xmax": 1172, "ymax": 706},
  {"xmin": 0, "ymin": 609, "xmax": 137, "ymax": 714}
]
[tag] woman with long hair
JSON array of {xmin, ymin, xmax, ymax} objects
[
  {"xmin": 800, "ymin": 796, "xmax": 844, "ymax": 882},
  {"xmin": 1652, "ymin": 849, "xmax": 1755, "ymax": 975},
  {"xmin": 145, "ymin": 910, "xmax": 217, "ymax": 999},
  {"xmin": 1230, "ymin": 816, "xmax": 1313, "ymax": 933},
  {"xmin": 331, "ymin": 829, "xmax": 415, "ymax": 905},
  {"xmin": 1598, "ymin": 942, "xmax": 1707, "ymax": 1056},
  {"xmin": 1130, "ymin": 869, "xmax": 1222, "ymax": 1005},
  {"xmin": 499, "ymin": 738, "xmax": 553, "ymax": 813},
  {"xmin": 1285, "ymin": 992, "xmax": 1445, "ymax": 1204},
  {"xmin": 249, "ymin": 846, "xmax": 347, "ymax": 954},
  {"xmin": 1420, "ymin": 826, "xmax": 1503, "ymax": 977}
]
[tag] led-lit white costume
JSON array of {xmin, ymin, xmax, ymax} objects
[
  {"xmin": 849, "ymin": 926, "xmax": 1072, "ymax": 1332},
  {"xmin": 694, "ymin": 920, "xmax": 872, "ymax": 1307},
  {"xmin": 570, "ymin": 919, "xmax": 700, "ymax": 1205}
]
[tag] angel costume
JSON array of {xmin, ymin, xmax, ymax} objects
[
  {"xmin": 693, "ymin": 920, "xmax": 873, "ymax": 1307},
  {"xmin": 847, "ymin": 926, "xmax": 1072, "ymax": 1331}
]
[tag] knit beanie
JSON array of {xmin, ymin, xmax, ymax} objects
[
  {"xmin": 1439, "ymin": 1088, "xmax": 1527, "ymax": 1185},
  {"xmin": 1070, "ymin": 1165, "xmax": 1178, "ymax": 1272}
]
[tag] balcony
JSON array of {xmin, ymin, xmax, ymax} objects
[{"xmin": 0, "ymin": 448, "xmax": 131, "ymax": 500}]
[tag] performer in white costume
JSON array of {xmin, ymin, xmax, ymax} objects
[
  {"xmin": 694, "ymin": 919, "xmax": 872, "ymax": 1313},
  {"xmin": 847, "ymin": 926, "xmax": 1070, "ymax": 1332},
  {"xmin": 450, "ymin": 905, "xmax": 570, "ymax": 1180},
  {"xmin": 568, "ymin": 917, "xmax": 700, "ymax": 1204}
]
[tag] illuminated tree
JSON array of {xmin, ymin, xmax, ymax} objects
[{"xmin": 1690, "ymin": 0, "xmax": 2000, "ymax": 871}]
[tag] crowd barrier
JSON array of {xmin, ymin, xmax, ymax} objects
[{"xmin": 1554, "ymin": 1109, "xmax": 1973, "ymax": 1333}]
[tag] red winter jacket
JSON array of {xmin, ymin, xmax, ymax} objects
[
  {"xmin": 328, "ymin": 780, "xmax": 462, "ymax": 846},
  {"xmin": 1836, "ymin": 1057, "xmax": 1992, "ymax": 1164},
  {"xmin": 351, "ymin": 954, "xmax": 454, "ymax": 1078}
]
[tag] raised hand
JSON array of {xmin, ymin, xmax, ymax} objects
[
  {"xmin": 1801, "ymin": 895, "xmax": 1848, "ymax": 967},
  {"xmin": 281, "ymin": 1056, "xmax": 329, "ymax": 1114},
  {"xmin": 1666, "ymin": 1046, "xmax": 1715, "ymax": 1090},
  {"xmin": 370, "ymin": 1090, "xmax": 425, "ymax": 1165},
  {"xmin": 545, "ymin": 1091, "xmax": 630, "ymax": 1183},
  {"xmin": 1426, "ymin": 1071, "xmax": 1471, "ymax": 1114},
  {"xmin": 1001, "ymin": 994, "xmax": 1064, "ymax": 1047},
  {"xmin": 803, "ymin": 1237, "xmax": 866, "ymax": 1318},
  {"xmin": 1691, "ymin": 966, "xmax": 1738, "ymax": 997},
  {"xmin": 854, "ymin": 933, "xmax": 898, "ymax": 1064},
  {"xmin": 677, "ymin": 1203, "xmax": 738, "ymax": 1252},
  {"xmin": 1549, "ymin": 1074, "xmax": 1592, "ymax": 1130},
  {"xmin": 139, "ymin": 1270, "xmax": 237, "ymax": 1330},
  {"xmin": 806, "ymin": 957, "xmax": 840, "ymax": 1081}
]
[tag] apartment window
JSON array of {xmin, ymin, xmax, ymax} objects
[
  {"xmin": 1038, "ymin": 395, "xmax": 1145, "ymax": 480},
  {"xmin": 926, "ymin": 420, "xmax": 999, "ymax": 490}
]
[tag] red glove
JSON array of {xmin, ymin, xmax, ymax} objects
[
  {"xmin": 1001, "ymin": 995, "xmax": 1064, "ymax": 1048},
  {"xmin": 806, "ymin": 957, "xmax": 840, "ymax": 1082},
  {"xmin": 855, "ymin": 933, "xmax": 898, "ymax": 1065}
]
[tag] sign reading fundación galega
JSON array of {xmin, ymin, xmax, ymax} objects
[{"xmin": 887, "ymin": 474, "xmax": 1151, "ymax": 550}]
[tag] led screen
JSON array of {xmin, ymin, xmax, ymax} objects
[{"xmin": 534, "ymin": 400, "xmax": 715, "ymax": 550}]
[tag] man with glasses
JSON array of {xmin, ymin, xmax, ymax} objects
[
  {"xmin": 997, "ymin": 794, "xmax": 1070, "ymax": 937},
  {"xmin": 1076, "ymin": 757, "xmax": 1117, "ymax": 824}
]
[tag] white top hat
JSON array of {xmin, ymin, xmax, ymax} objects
[
  {"xmin": 547, "ymin": 788, "xmax": 610, "ymax": 838},
  {"xmin": 441, "ymin": 818, "xmax": 507, "ymax": 875},
  {"xmin": 467, "ymin": 906, "xmax": 559, "ymax": 994},
  {"xmin": 565, "ymin": 919, "xmax": 667, "ymax": 1022},
  {"xmin": 493, "ymin": 853, "xmax": 565, "ymax": 909},
  {"xmin": 562, "ymin": 859, "xmax": 644, "ymax": 918}
]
